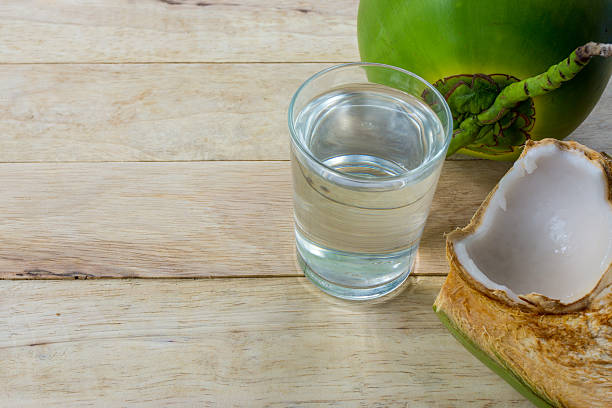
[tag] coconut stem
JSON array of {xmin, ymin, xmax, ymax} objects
[
  {"xmin": 447, "ymin": 42, "xmax": 612, "ymax": 156},
  {"xmin": 447, "ymin": 128, "xmax": 477, "ymax": 157},
  {"xmin": 477, "ymin": 42, "xmax": 611, "ymax": 124},
  {"xmin": 447, "ymin": 118, "xmax": 480, "ymax": 156}
]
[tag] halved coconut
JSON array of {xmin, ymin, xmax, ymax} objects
[
  {"xmin": 449, "ymin": 139, "xmax": 612, "ymax": 313},
  {"xmin": 434, "ymin": 139, "xmax": 612, "ymax": 407}
]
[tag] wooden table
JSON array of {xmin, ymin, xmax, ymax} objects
[{"xmin": 1, "ymin": 1, "xmax": 610, "ymax": 406}]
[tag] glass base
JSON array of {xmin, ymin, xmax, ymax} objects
[
  {"xmin": 297, "ymin": 253, "xmax": 412, "ymax": 300},
  {"xmin": 295, "ymin": 231, "xmax": 415, "ymax": 300}
]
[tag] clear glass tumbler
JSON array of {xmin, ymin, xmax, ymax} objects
[{"xmin": 289, "ymin": 63, "xmax": 453, "ymax": 300}]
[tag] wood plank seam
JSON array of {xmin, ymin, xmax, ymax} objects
[
  {"xmin": 0, "ymin": 63, "xmax": 607, "ymax": 162},
  {"xmin": 0, "ymin": 276, "xmax": 532, "ymax": 407},
  {"xmin": 0, "ymin": 160, "xmax": 511, "ymax": 279}
]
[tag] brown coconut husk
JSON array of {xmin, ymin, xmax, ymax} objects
[{"xmin": 435, "ymin": 139, "xmax": 612, "ymax": 407}]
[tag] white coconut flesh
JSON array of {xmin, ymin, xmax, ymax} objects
[{"xmin": 453, "ymin": 143, "xmax": 612, "ymax": 305}]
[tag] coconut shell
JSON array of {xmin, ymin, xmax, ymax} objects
[
  {"xmin": 436, "ymin": 139, "xmax": 612, "ymax": 406},
  {"xmin": 434, "ymin": 265, "xmax": 612, "ymax": 408},
  {"xmin": 447, "ymin": 139, "xmax": 612, "ymax": 313}
]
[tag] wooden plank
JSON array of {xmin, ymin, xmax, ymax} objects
[
  {"xmin": 0, "ymin": 276, "xmax": 531, "ymax": 407},
  {"xmin": 0, "ymin": 160, "xmax": 510, "ymax": 279},
  {"xmin": 0, "ymin": 64, "xmax": 609, "ymax": 163},
  {"xmin": 0, "ymin": 0, "xmax": 358, "ymax": 63},
  {"xmin": 0, "ymin": 63, "xmax": 327, "ymax": 162}
]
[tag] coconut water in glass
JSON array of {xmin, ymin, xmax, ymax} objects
[{"xmin": 289, "ymin": 63, "xmax": 453, "ymax": 300}]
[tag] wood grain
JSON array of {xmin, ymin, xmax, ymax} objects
[
  {"xmin": 0, "ymin": 276, "xmax": 531, "ymax": 407},
  {"xmin": 0, "ymin": 64, "xmax": 608, "ymax": 163},
  {"xmin": 0, "ymin": 63, "xmax": 326, "ymax": 162},
  {"xmin": 0, "ymin": 0, "xmax": 358, "ymax": 63},
  {"xmin": 0, "ymin": 160, "xmax": 510, "ymax": 279}
]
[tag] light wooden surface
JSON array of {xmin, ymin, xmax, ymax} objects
[
  {"xmin": 0, "ymin": 64, "xmax": 609, "ymax": 162},
  {"xmin": 1, "ymin": 277, "xmax": 530, "ymax": 407},
  {"xmin": 0, "ymin": 160, "xmax": 509, "ymax": 279},
  {"xmin": 0, "ymin": 63, "xmax": 328, "ymax": 162},
  {"xmin": 0, "ymin": 0, "xmax": 358, "ymax": 63},
  {"xmin": 0, "ymin": 0, "xmax": 609, "ymax": 406}
]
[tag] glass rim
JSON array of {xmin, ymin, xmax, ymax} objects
[{"xmin": 288, "ymin": 62, "xmax": 453, "ymax": 185}]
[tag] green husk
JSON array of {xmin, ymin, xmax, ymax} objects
[
  {"xmin": 358, "ymin": 0, "xmax": 612, "ymax": 160},
  {"xmin": 433, "ymin": 306, "xmax": 556, "ymax": 408}
]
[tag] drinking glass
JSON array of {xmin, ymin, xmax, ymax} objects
[{"xmin": 289, "ymin": 63, "xmax": 453, "ymax": 300}]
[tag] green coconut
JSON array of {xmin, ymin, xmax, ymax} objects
[
  {"xmin": 357, "ymin": 0, "xmax": 612, "ymax": 160},
  {"xmin": 435, "ymin": 139, "xmax": 612, "ymax": 407}
]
